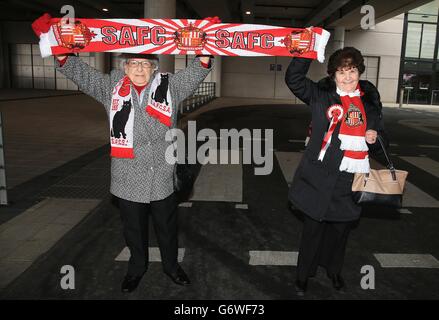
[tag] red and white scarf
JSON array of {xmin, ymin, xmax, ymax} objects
[
  {"xmin": 318, "ymin": 86, "xmax": 369, "ymax": 173},
  {"xmin": 33, "ymin": 17, "xmax": 330, "ymax": 63},
  {"xmin": 110, "ymin": 73, "xmax": 172, "ymax": 158}
]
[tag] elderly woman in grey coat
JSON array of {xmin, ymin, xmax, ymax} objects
[{"xmin": 55, "ymin": 52, "xmax": 213, "ymax": 292}]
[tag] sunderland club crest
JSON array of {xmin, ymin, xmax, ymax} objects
[
  {"xmin": 345, "ymin": 103, "xmax": 364, "ymax": 127},
  {"xmin": 173, "ymin": 23, "xmax": 207, "ymax": 51},
  {"xmin": 53, "ymin": 20, "xmax": 96, "ymax": 50},
  {"xmin": 282, "ymin": 28, "xmax": 313, "ymax": 55}
]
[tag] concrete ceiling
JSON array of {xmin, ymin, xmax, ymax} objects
[{"xmin": 0, "ymin": 0, "xmax": 435, "ymax": 31}]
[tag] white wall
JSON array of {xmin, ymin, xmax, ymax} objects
[
  {"xmin": 220, "ymin": 15, "xmax": 405, "ymax": 103},
  {"xmin": 221, "ymin": 50, "xmax": 328, "ymax": 100},
  {"xmin": 1, "ymin": 21, "xmax": 40, "ymax": 89},
  {"xmin": 175, "ymin": 54, "xmax": 215, "ymax": 82},
  {"xmin": 222, "ymin": 56, "xmax": 276, "ymax": 99},
  {"xmin": 0, "ymin": 23, "xmax": 5, "ymax": 88},
  {"xmin": 344, "ymin": 14, "xmax": 405, "ymax": 103}
]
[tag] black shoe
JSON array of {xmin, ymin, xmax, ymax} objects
[
  {"xmin": 121, "ymin": 274, "xmax": 144, "ymax": 293},
  {"xmin": 327, "ymin": 273, "xmax": 345, "ymax": 291},
  {"xmin": 295, "ymin": 279, "xmax": 307, "ymax": 297},
  {"xmin": 165, "ymin": 265, "xmax": 191, "ymax": 286}
]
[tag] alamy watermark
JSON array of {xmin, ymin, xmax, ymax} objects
[
  {"xmin": 60, "ymin": 265, "xmax": 75, "ymax": 290},
  {"xmin": 360, "ymin": 265, "xmax": 375, "ymax": 290},
  {"xmin": 165, "ymin": 121, "xmax": 274, "ymax": 175},
  {"xmin": 361, "ymin": 5, "xmax": 376, "ymax": 30}
]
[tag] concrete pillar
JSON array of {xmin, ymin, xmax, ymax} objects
[
  {"xmin": 111, "ymin": 52, "xmax": 122, "ymax": 71},
  {"xmin": 144, "ymin": 0, "xmax": 176, "ymax": 73},
  {"xmin": 212, "ymin": 56, "xmax": 222, "ymax": 97},
  {"xmin": 331, "ymin": 27, "xmax": 345, "ymax": 51},
  {"xmin": 0, "ymin": 23, "xmax": 5, "ymax": 88},
  {"xmin": 94, "ymin": 52, "xmax": 106, "ymax": 73}
]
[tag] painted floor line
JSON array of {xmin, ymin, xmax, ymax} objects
[
  {"xmin": 178, "ymin": 202, "xmax": 193, "ymax": 208},
  {"xmin": 115, "ymin": 247, "xmax": 185, "ymax": 262},
  {"xmin": 190, "ymin": 150, "xmax": 243, "ymax": 203},
  {"xmin": 374, "ymin": 253, "xmax": 439, "ymax": 268},
  {"xmin": 249, "ymin": 250, "xmax": 298, "ymax": 266},
  {"xmin": 399, "ymin": 156, "xmax": 439, "ymax": 179}
]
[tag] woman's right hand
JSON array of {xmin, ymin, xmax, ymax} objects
[{"xmin": 365, "ymin": 129, "xmax": 378, "ymax": 144}]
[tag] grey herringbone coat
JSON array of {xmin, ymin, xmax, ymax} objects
[{"xmin": 56, "ymin": 56, "xmax": 212, "ymax": 203}]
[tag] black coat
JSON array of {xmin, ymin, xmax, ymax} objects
[{"xmin": 285, "ymin": 58, "xmax": 383, "ymax": 222}]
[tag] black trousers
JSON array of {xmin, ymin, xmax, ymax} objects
[
  {"xmin": 296, "ymin": 214, "xmax": 353, "ymax": 282},
  {"xmin": 118, "ymin": 193, "xmax": 178, "ymax": 277}
]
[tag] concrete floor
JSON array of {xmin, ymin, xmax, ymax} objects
[
  {"xmin": 0, "ymin": 90, "xmax": 108, "ymax": 189},
  {"xmin": 0, "ymin": 90, "xmax": 438, "ymax": 300}
]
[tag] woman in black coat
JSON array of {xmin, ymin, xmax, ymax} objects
[{"xmin": 285, "ymin": 47, "xmax": 384, "ymax": 296}]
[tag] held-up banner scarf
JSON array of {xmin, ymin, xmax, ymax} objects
[
  {"xmin": 318, "ymin": 87, "xmax": 370, "ymax": 174},
  {"xmin": 110, "ymin": 73, "xmax": 172, "ymax": 158},
  {"xmin": 35, "ymin": 18, "xmax": 330, "ymax": 62}
]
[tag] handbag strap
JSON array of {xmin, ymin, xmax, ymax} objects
[{"xmin": 377, "ymin": 135, "xmax": 397, "ymax": 181}]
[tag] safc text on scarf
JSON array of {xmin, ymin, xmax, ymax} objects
[{"xmin": 101, "ymin": 25, "xmax": 276, "ymax": 49}]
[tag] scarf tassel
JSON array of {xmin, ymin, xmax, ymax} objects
[
  {"xmin": 338, "ymin": 134, "xmax": 369, "ymax": 152},
  {"xmin": 39, "ymin": 31, "xmax": 53, "ymax": 58},
  {"xmin": 339, "ymin": 156, "xmax": 370, "ymax": 174},
  {"xmin": 111, "ymin": 146, "xmax": 135, "ymax": 159},
  {"xmin": 314, "ymin": 27, "xmax": 331, "ymax": 63},
  {"xmin": 146, "ymin": 105, "xmax": 172, "ymax": 127}
]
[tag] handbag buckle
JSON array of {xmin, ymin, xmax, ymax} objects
[
  {"xmin": 363, "ymin": 173, "xmax": 369, "ymax": 187},
  {"xmin": 388, "ymin": 166, "xmax": 397, "ymax": 181}
]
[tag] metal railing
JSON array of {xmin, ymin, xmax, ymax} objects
[
  {"xmin": 178, "ymin": 82, "xmax": 216, "ymax": 114},
  {"xmin": 431, "ymin": 90, "xmax": 439, "ymax": 105},
  {"xmin": 400, "ymin": 86, "xmax": 439, "ymax": 106},
  {"xmin": 0, "ymin": 112, "xmax": 8, "ymax": 205}
]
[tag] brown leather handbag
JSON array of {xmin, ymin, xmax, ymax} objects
[{"xmin": 352, "ymin": 136, "xmax": 408, "ymax": 208}]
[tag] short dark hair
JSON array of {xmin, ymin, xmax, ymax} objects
[{"xmin": 327, "ymin": 47, "xmax": 365, "ymax": 78}]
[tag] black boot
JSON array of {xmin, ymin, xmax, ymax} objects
[
  {"xmin": 165, "ymin": 265, "xmax": 191, "ymax": 286},
  {"xmin": 327, "ymin": 273, "xmax": 345, "ymax": 291},
  {"xmin": 121, "ymin": 273, "xmax": 144, "ymax": 293},
  {"xmin": 295, "ymin": 279, "xmax": 308, "ymax": 297}
]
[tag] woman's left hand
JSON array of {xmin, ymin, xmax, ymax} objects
[{"xmin": 365, "ymin": 130, "xmax": 378, "ymax": 144}]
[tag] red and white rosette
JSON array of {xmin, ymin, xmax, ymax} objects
[
  {"xmin": 326, "ymin": 104, "xmax": 343, "ymax": 121},
  {"xmin": 318, "ymin": 104, "xmax": 344, "ymax": 161}
]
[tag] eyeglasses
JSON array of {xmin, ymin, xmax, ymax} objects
[{"xmin": 127, "ymin": 60, "xmax": 154, "ymax": 69}]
